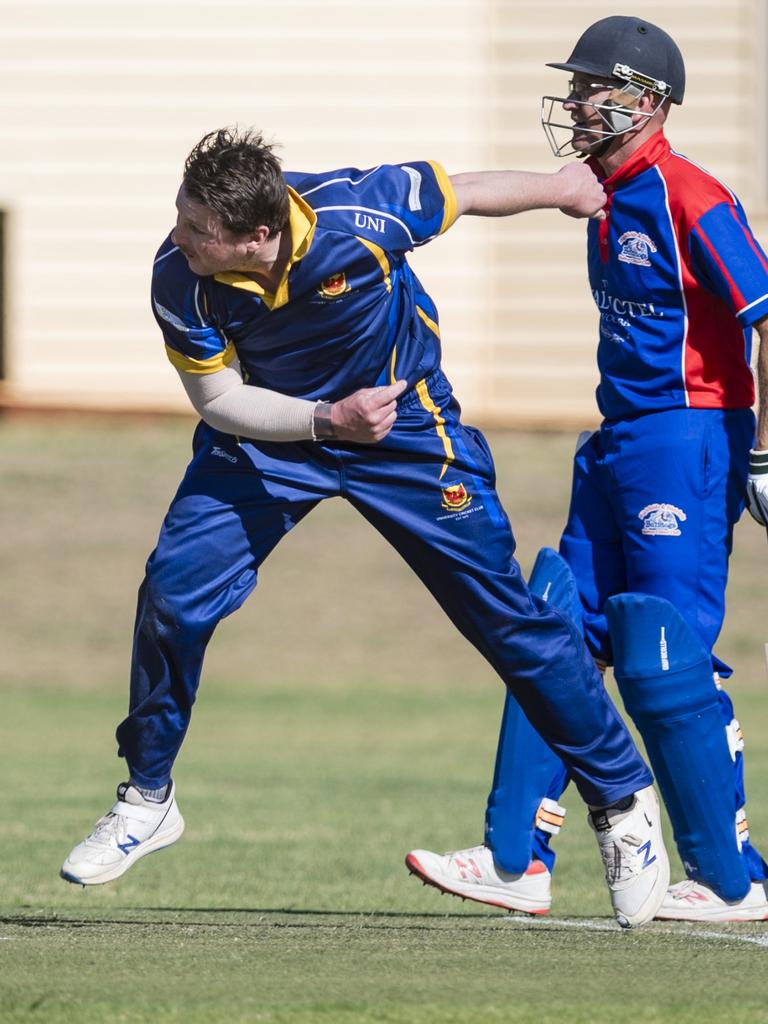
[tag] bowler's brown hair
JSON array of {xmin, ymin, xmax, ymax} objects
[{"xmin": 183, "ymin": 127, "xmax": 290, "ymax": 237}]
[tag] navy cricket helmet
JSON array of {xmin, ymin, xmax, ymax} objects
[
  {"xmin": 548, "ymin": 16, "xmax": 685, "ymax": 104},
  {"xmin": 541, "ymin": 16, "xmax": 685, "ymax": 157}
]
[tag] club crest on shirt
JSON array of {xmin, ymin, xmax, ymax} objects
[
  {"xmin": 317, "ymin": 272, "xmax": 350, "ymax": 299},
  {"xmin": 617, "ymin": 231, "xmax": 657, "ymax": 267},
  {"xmin": 638, "ymin": 503, "xmax": 687, "ymax": 536},
  {"xmin": 441, "ymin": 481, "xmax": 472, "ymax": 512}
]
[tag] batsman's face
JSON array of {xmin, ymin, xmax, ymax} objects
[
  {"xmin": 172, "ymin": 187, "xmax": 255, "ymax": 276},
  {"xmin": 562, "ymin": 76, "xmax": 616, "ymax": 153}
]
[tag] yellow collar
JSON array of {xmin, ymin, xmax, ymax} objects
[{"xmin": 213, "ymin": 187, "xmax": 316, "ymax": 309}]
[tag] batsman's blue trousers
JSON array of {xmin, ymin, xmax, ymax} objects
[
  {"xmin": 486, "ymin": 406, "xmax": 766, "ymax": 883},
  {"xmin": 561, "ymin": 407, "xmax": 755, "ymax": 671},
  {"xmin": 116, "ymin": 370, "xmax": 651, "ymax": 802}
]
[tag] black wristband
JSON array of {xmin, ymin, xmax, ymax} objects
[
  {"xmin": 312, "ymin": 401, "xmax": 335, "ymax": 440},
  {"xmin": 749, "ymin": 449, "xmax": 768, "ymax": 475}
]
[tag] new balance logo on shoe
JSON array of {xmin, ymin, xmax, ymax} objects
[
  {"xmin": 682, "ymin": 890, "xmax": 710, "ymax": 903},
  {"xmin": 117, "ymin": 834, "xmax": 141, "ymax": 856},
  {"xmin": 638, "ymin": 839, "xmax": 657, "ymax": 869},
  {"xmin": 454, "ymin": 857, "xmax": 482, "ymax": 881}
]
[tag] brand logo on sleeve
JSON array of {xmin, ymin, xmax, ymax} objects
[
  {"xmin": 153, "ymin": 299, "xmax": 190, "ymax": 332},
  {"xmin": 211, "ymin": 446, "xmax": 238, "ymax": 464},
  {"xmin": 617, "ymin": 231, "xmax": 657, "ymax": 267}
]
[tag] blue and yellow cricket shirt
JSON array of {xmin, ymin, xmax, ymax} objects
[{"xmin": 151, "ymin": 161, "xmax": 458, "ymax": 400}]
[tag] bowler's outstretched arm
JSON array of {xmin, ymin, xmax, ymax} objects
[{"xmin": 450, "ymin": 162, "xmax": 607, "ymax": 220}]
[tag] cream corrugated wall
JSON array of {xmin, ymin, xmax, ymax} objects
[{"xmin": 0, "ymin": 0, "xmax": 765, "ymax": 424}]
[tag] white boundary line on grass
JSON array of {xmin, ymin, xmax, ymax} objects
[{"xmin": 503, "ymin": 916, "xmax": 768, "ymax": 948}]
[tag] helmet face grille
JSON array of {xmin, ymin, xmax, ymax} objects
[{"xmin": 540, "ymin": 91, "xmax": 659, "ymax": 159}]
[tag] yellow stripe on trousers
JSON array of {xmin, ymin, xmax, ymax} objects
[{"xmin": 415, "ymin": 378, "xmax": 455, "ymax": 481}]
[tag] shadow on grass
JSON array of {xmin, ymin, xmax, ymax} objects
[{"xmin": 0, "ymin": 906, "xmax": 554, "ymax": 933}]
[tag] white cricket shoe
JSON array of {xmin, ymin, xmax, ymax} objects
[
  {"xmin": 589, "ymin": 785, "xmax": 669, "ymax": 928},
  {"xmin": 60, "ymin": 782, "xmax": 184, "ymax": 885},
  {"xmin": 405, "ymin": 844, "xmax": 551, "ymax": 914},
  {"xmin": 655, "ymin": 879, "xmax": 768, "ymax": 922}
]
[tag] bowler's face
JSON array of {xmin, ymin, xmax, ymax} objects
[{"xmin": 171, "ymin": 187, "xmax": 252, "ymax": 276}]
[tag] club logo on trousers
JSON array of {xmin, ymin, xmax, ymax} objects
[
  {"xmin": 317, "ymin": 272, "xmax": 350, "ymax": 299},
  {"xmin": 638, "ymin": 503, "xmax": 687, "ymax": 536},
  {"xmin": 618, "ymin": 231, "xmax": 657, "ymax": 267},
  {"xmin": 441, "ymin": 482, "xmax": 472, "ymax": 511}
]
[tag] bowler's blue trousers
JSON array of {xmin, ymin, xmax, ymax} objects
[{"xmin": 116, "ymin": 371, "xmax": 651, "ymax": 804}]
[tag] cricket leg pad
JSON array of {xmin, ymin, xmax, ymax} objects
[{"xmin": 606, "ymin": 593, "xmax": 750, "ymax": 902}]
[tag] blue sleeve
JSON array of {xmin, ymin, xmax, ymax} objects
[
  {"xmin": 151, "ymin": 239, "xmax": 236, "ymax": 374},
  {"xmin": 688, "ymin": 202, "xmax": 768, "ymax": 326},
  {"xmin": 286, "ymin": 161, "xmax": 458, "ymax": 252}
]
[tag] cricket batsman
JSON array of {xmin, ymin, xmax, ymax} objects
[{"xmin": 406, "ymin": 16, "xmax": 768, "ymax": 922}]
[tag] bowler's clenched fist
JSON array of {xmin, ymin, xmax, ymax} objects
[{"xmin": 330, "ymin": 379, "xmax": 408, "ymax": 443}]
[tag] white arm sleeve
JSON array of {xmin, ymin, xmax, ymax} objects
[{"xmin": 178, "ymin": 357, "xmax": 317, "ymax": 441}]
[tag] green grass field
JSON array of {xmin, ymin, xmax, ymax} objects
[{"xmin": 1, "ymin": 418, "xmax": 768, "ymax": 1023}]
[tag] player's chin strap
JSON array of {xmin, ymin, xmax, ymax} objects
[{"xmin": 576, "ymin": 135, "xmax": 613, "ymax": 162}]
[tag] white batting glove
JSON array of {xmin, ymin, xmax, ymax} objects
[{"xmin": 746, "ymin": 449, "xmax": 768, "ymax": 526}]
